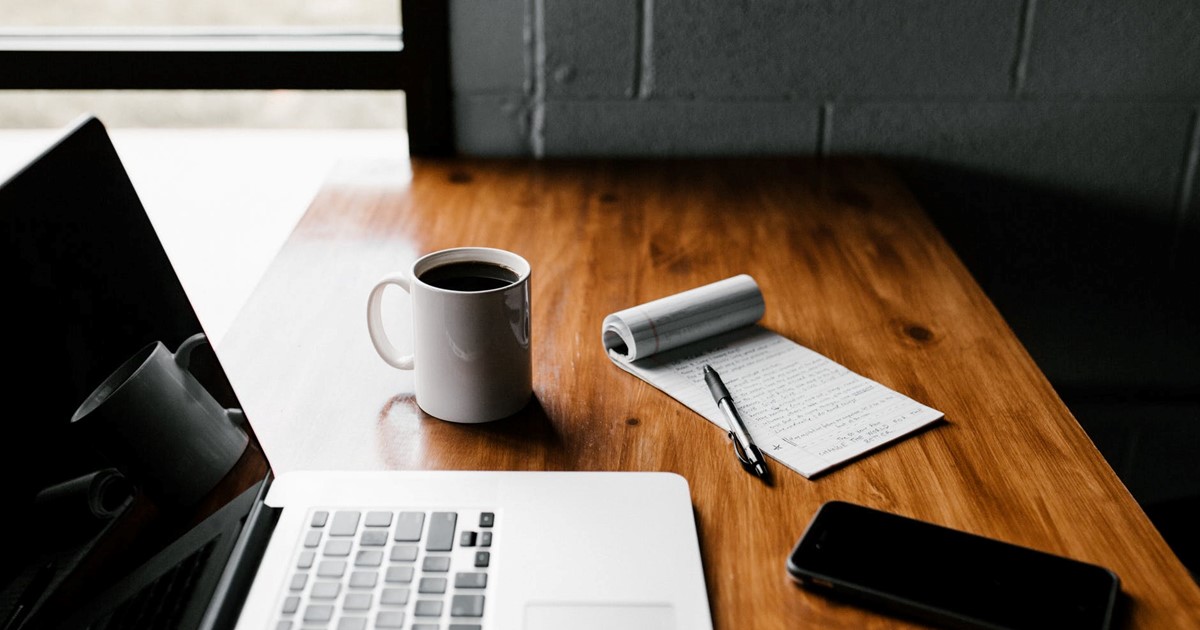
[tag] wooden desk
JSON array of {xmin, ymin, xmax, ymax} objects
[{"xmin": 220, "ymin": 158, "xmax": 1200, "ymax": 628}]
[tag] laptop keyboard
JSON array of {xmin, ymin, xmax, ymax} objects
[{"xmin": 276, "ymin": 509, "xmax": 494, "ymax": 630}]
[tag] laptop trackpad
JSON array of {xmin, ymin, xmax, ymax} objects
[{"xmin": 525, "ymin": 603, "xmax": 675, "ymax": 630}]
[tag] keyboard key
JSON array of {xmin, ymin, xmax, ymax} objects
[
  {"xmin": 451, "ymin": 594, "xmax": 486, "ymax": 617},
  {"xmin": 343, "ymin": 593, "xmax": 372, "ymax": 611},
  {"xmin": 385, "ymin": 565, "xmax": 415, "ymax": 583},
  {"xmin": 412, "ymin": 625, "xmax": 439, "ymax": 630},
  {"xmin": 349, "ymin": 570, "xmax": 377, "ymax": 589},
  {"xmin": 275, "ymin": 621, "xmax": 293, "ymax": 630},
  {"xmin": 394, "ymin": 512, "xmax": 426, "ymax": 542},
  {"xmin": 336, "ymin": 617, "xmax": 366, "ymax": 630},
  {"xmin": 311, "ymin": 582, "xmax": 341, "ymax": 599},
  {"xmin": 390, "ymin": 545, "xmax": 419, "ymax": 562},
  {"xmin": 380, "ymin": 587, "xmax": 411, "ymax": 606},
  {"xmin": 355, "ymin": 550, "xmax": 384, "ymax": 567},
  {"xmin": 285, "ymin": 505, "xmax": 504, "ymax": 630},
  {"xmin": 364, "ymin": 511, "xmax": 393, "ymax": 527},
  {"xmin": 455, "ymin": 572, "xmax": 487, "ymax": 589},
  {"xmin": 360, "ymin": 529, "xmax": 388, "ymax": 547},
  {"xmin": 324, "ymin": 540, "xmax": 352, "ymax": 556},
  {"xmin": 427, "ymin": 512, "xmax": 458, "ymax": 551},
  {"xmin": 418, "ymin": 577, "xmax": 447, "ymax": 594},
  {"xmin": 281, "ymin": 596, "xmax": 300, "ymax": 614},
  {"xmin": 304, "ymin": 604, "xmax": 333, "ymax": 622},
  {"xmin": 414, "ymin": 600, "xmax": 444, "ymax": 617},
  {"xmin": 422, "ymin": 555, "xmax": 451, "ymax": 572},
  {"xmin": 330, "ymin": 511, "xmax": 361, "ymax": 536},
  {"xmin": 317, "ymin": 560, "xmax": 346, "ymax": 578}
]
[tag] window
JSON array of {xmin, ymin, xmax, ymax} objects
[
  {"xmin": 0, "ymin": 0, "xmax": 451, "ymax": 154},
  {"xmin": 5, "ymin": 0, "xmax": 396, "ymax": 29}
]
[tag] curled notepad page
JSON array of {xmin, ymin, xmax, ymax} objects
[
  {"xmin": 601, "ymin": 274, "xmax": 944, "ymax": 479},
  {"xmin": 602, "ymin": 275, "xmax": 766, "ymax": 363}
]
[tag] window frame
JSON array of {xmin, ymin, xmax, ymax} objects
[{"xmin": 0, "ymin": 0, "xmax": 452, "ymax": 155}]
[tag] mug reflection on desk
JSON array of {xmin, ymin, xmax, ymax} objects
[{"xmin": 69, "ymin": 333, "xmax": 248, "ymax": 509}]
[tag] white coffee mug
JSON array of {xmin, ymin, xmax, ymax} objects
[{"xmin": 367, "ymin": 247, "xmax": 532, "ymax": 423}]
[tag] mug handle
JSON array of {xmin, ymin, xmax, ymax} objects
[
  {"xmin": 173, "ymin": 332, "xmax": 209, "ymax": 370},
  {"xmin": 367, "ymin": 272, "xmax": 416, "ymax": 370},
  {"xmin": 172, "ymin": 333, "xmax": 248, "ymax": 426}
]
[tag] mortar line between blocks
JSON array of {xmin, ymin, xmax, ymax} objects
[
  {"xmin": 1011, "ymin": 0, "xmax": 1038, "ymax": 95},
  {"xmin": 530, "ymin": 0, "xmax": 546, "ymax": 157},
  {"xmin": 1169, "ymin": 107, "xmax": 1200, "ymax": 267},
  {"xmin": 635, "ymin": 0, "xmax": 654, "ymax": 99},
  {"xmin": 817, "ymin": 102, "xmax": 834, "ymax": 157}
]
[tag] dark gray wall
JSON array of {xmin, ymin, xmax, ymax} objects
[
  {"xmin": 449, "ymin": 1, "xmax": 1198, "ymax": 248},
  {"xmin": 450, "ymin": 1, "xmax": 1198, "ymax": 218},
  {"xmin": 448, "ymin": 0, "xmax": 1200, "ymax": 567}
]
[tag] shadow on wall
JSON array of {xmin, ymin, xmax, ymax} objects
[{"xmin": 894, "ymin": 161, "xmax": 1200, "ymax": 574}]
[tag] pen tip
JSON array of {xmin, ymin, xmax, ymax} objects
[{"xmin": 703, "ymin": 364, "xmax": 713, "ymax": 373}]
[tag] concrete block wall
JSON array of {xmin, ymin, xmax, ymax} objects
[
  {"xmin": 449, "ymin": 0, "xmax": 1199, "ymax": 225},
  {"xmin": 447, "ymin": 0, "xmax": 1200, "ymax": 541}
]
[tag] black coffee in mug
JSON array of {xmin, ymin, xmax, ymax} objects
[{"xmin": 419, "ymin": 261, "xmax": 519, "ymax": 292}]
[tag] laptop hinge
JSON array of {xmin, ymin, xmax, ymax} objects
[{"xmin": 198, "ymin": 472, "xmax": 281, "ymax": 630}]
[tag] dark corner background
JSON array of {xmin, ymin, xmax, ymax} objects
[{"xmin": 442, "ymin": 0, "xmax": 1199, "ymax": 574}]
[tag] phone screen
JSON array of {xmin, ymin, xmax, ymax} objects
[{"xmin": 787, "ymin": 501, "xmax": 1120, "ymax": 630}]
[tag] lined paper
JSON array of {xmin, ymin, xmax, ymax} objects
[{"xmin": 603, "ymin": 277, "xmax": 943, "ymax": 478}]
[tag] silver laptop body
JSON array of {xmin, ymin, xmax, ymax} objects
[{"xmin": 1, "ymin": 116, "xmax": 712, "ymax": 630}]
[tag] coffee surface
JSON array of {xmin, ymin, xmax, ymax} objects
[{"xmin": 419, "ymin": 261, "xmax": 519, "ymax": 292}]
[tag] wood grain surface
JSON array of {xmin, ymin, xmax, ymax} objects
[{"xmin": 220, "ymin": 157, "xmax": 1200, "ymax": 629}]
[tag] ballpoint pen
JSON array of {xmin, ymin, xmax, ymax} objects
[{"xmin": 703, "ymin": 364, "xmax": 769, "ymax": 478}]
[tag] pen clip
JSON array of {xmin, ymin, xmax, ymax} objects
[{"xmin": 727, "ymin": 431, "xmax": 752, "ymax": 466}]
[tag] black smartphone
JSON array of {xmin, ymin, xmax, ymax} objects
[{"xmin": 786, "ymin": 501, "xmax": 1120, "ymax": 630}]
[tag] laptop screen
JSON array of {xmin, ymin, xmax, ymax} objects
[{"xmin": 0, "ymin": 117, "xmax": 269, "ymax": 627}]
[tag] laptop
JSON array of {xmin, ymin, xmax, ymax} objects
[{"xmin": 0, "ymin": 116, "xmax": 712, "ymax": 630}]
